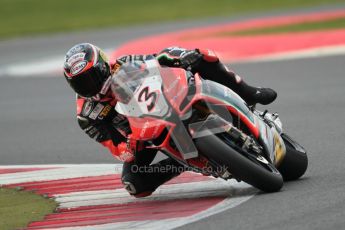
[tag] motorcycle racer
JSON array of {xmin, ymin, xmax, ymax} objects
[{"xmin": 63, "ymin": 43, "xmax": 277, "ymax": 197}]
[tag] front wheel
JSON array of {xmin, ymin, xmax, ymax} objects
[{"xmin": 195, "ymin": 134, "xmax": 283, "ymax": 193}]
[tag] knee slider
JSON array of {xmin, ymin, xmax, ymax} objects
[{"xmin": 122, "ymin": 175, "xmax": 154, "ymax": 197}]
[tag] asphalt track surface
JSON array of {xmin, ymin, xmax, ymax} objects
[{"xmin": 1, "ymin": 5, "xmax": 345, "ymax": 230}]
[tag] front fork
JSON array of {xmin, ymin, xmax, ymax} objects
[{"xmin": 254, "ymin": 110, "xmax": 287, "ymax": 167}]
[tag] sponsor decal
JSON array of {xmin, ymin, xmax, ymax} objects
[
  {"xmin": 67, "ymin": 53, "xmax": 86, "ymax": 67},
  {"xmin": 70, "ymin": 61, "xmax": 87, "ymax": 75},
  {"xmin": 139, "ymin": 121, "xmax": 150, "ymax": 138},
  {"xmin": 113, "ymin": 63, "xmax": 121, "ymax": 72},
  {"xmin": 89, "ymin": 103, "xmax": 104, "ymax": 120},
  {"xmin": 82, "ymin": 100, "xmax": 94, "ymax": 116},
  {"xmin": 69, "ymin": 45, "xmax": 83, "ymax": 54},
  {"xmin": 273, "ymin": 132, "xmax": 286, "ymax": 166},
  {"xmin": 151, "ymin": 124, "xmax": 161, "ymax": 138},
  {"xmin": 98, "ymin": 105, "xmax": 112, "ymax": 119}
]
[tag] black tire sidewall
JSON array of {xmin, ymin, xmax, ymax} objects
[{"xmin": 195, "ymin": 134, "xmax": 283, "ymax": 192}]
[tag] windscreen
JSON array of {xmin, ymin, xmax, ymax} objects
[{"xmin": 111, "ymin": 61, "xmax": 148, "ymax": 104}]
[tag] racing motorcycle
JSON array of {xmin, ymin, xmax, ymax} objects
[{"xmin": 112, "ymin": 59, "xmax": 308, "ymax": 192}]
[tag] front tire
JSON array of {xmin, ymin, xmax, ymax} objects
[
  {"xmin": 278, "ymin": 134, "xmax": 308, "ymax": 181},
  {"xmin": 195, "ymin": 134, "xmax": 283, "ymax": 193}
]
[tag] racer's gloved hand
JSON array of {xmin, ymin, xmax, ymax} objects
[
  {"xmin": 78, "ymin": 116, "xmax": 109, "ymax": 142},
  {"xmin": 179, "ymin": 49, "xmax": 203, "ymax": 69}
]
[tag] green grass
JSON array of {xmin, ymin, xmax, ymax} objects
[
  {"xmin": 227, "ymin": 17, "xmax": 345, "ymax": 36},
  {"xmin": 0, "ymin": 0, "xmax": 345, "ymax": 39},
  {"xmin": 0, "ymin": 188, "xmax": 57, "ymax": 230}
]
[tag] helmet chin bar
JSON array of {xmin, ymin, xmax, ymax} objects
[
  {"xmin": 100, "ymin": 76, "xmax": 112, "ymax": 94},
  {"xmin": 87, "ymin": 75, "xmax": 112, "ymax": 101}
]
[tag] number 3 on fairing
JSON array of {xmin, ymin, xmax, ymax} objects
[{"xmin": 138, "ymin": 86, "xmax": 157, "ymax": 112}]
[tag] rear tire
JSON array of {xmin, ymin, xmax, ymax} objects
[
  {"xmin": 195, "ymin": 134, "xmax": 283, "ymax": 193},
  {"xmin": 278, "ymin": 134, "xmax": 308, "ymax": 181}
]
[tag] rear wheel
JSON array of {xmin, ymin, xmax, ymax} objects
[
  {"xmin": 195, "ymin": 134, "xmax": 283, "ymax": 193},
  {"xmin": 278, "ymin": 134, "xmax": 308, "ymax": 181}
]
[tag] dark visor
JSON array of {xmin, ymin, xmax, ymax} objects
[{"xmin": 67, "ymin": 67, "xmax": 105, "ymax": 97}]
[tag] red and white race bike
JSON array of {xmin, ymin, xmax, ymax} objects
[{"xmin": 112, "ymin": 60, "xmax": 308, "ymax": 192}]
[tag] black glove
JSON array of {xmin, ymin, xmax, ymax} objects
[{"xmin": 179, "ymin": 49, "xmax": 203, "ymax": 69}]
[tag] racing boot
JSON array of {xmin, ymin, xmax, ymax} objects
[{"xmin": 237, "ymin": 83, "xmax": 278, "ymax": 106}]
